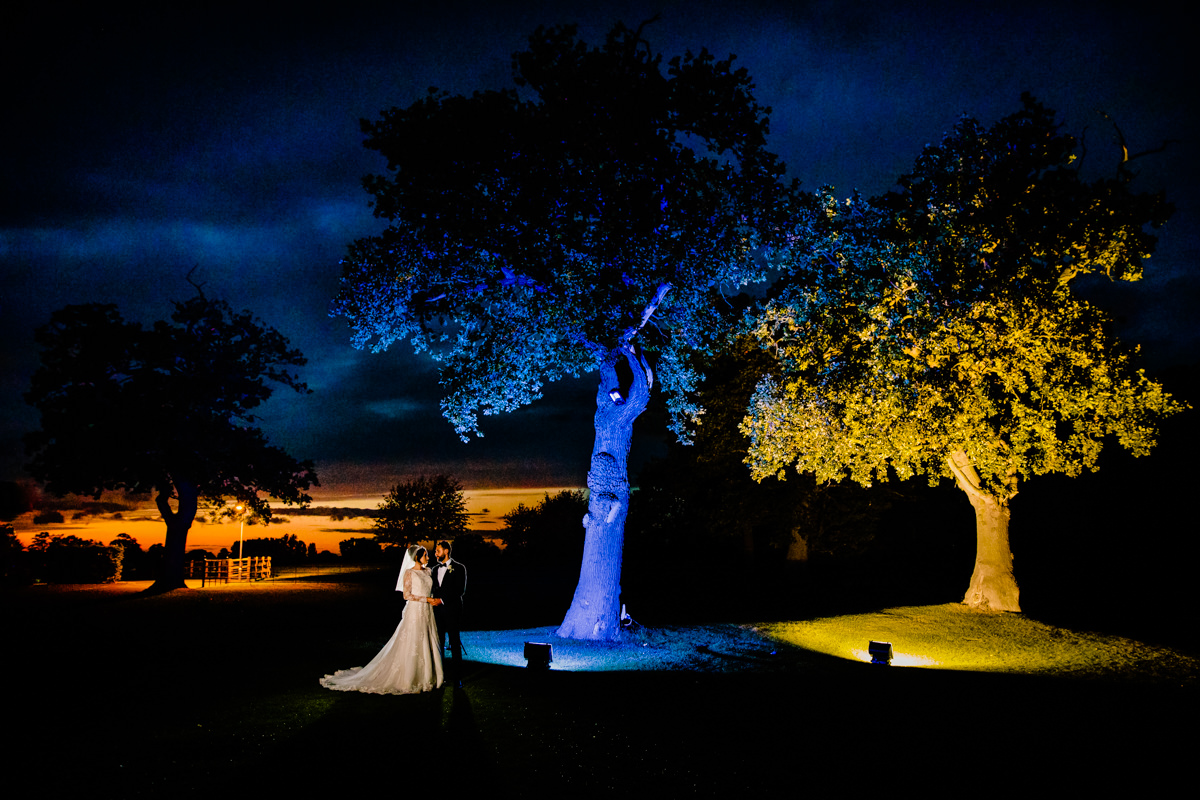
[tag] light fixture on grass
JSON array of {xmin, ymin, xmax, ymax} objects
[
  {"xmin": 868, "ymin": 640, "xmax": 893, "ymax": 665},
  {"xmin": 524, "ymin": 641, "xmax": 553, "ymax": 669}
]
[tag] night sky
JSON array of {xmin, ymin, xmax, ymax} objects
[{"xmin": 4, "ymin": 1, "xmax": 1196, "ymax": 501}]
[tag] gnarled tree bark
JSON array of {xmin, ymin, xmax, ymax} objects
[
  {"xmin": 947, "ymin": 451, "xmax": 1021, "ymax": 612},
  {"xmin": 556, "ymin": 345, "xmax": 652, "ymax": 640}
]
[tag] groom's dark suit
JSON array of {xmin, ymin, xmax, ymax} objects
[{"xmin": 431, "ymin": 557, "xmax": 467, "ymax": 683}]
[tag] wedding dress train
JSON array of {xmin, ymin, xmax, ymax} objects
[{"xmin": 320, "ymin": 567, "xmax": 444, "ymax": 695}]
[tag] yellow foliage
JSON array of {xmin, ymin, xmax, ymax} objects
[
  {"xmin": 744, "ymin": 287, "xmax": 1185, "ymax": 499},
  {"xmin": 745, "ymin": 98, "xmax": 1177, "ymax": 504}
]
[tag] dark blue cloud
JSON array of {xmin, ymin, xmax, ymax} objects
[{"xmin": 3, "ymin": 1, "xmax": 1195, "ymax": 491}]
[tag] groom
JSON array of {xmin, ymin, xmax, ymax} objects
[{"xmin": 431, "ymin": 540, "xmax": 467, "ymax": 687}]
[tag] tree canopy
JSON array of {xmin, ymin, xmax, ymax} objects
[
  {"xmin": 374, "ymin": 474, "xmax": 468, "ymax": 547},
  {"xmin": 334, "ymin": 20, "xmax": 793, "ymax": 440},
  {"xmin": 25, "ymin": 293, "xmax": 317, "ymax": 591},
  {"xmin": 743, "ymin": 95, "xmax": 1182, "ymax": 611},
  {"xmin": 334, "ymin": 21, "xmax": 797, "ymax": 638}
]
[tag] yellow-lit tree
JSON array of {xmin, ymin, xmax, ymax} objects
[{"xmin": 744, "ymin": 96, "xmax": 1182, "ymax": 611}]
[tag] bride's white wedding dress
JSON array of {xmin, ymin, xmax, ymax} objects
[{"xmin": 320, "ymin": 567, "xmax": 444, "ymax": 695}]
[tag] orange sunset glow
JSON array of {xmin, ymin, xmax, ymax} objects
[{"xmin": 9, "ymin": 486, "xmax": 581, "ymax": 555}]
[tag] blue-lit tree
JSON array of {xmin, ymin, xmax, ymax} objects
[{"xmin": 334, "ymin": 21, "xmax": 795, "ymax": 639}]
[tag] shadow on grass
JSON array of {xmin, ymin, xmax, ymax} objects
[{"xmin": 5, "ymin": 567, "xmax": 1196, "ymax": 796}]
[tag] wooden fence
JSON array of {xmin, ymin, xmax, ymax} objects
[{"xmin": 192, "ymin": 557, "xmax": 272, "ymax": 585}]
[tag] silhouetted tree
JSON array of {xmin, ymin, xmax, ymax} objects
[
  {"xmin": 500, "ymin": 490, "xmax": 587, "ymax": 565},
  {"xmin": 28, "ymin": 532, "xmax": 120, "ymax": 583},
  {"xmin": 446, "ymin": 532, "xmax": 503, "ymax": 569},
  {"xmin": 235, "ymin": 534, "xmax": 309, "ymax": 565},
  {"xmin": 374, "ymin": 475, "xmax": 468, "ymax": 547},
  {"xmin": 339, "ymin": 537, "xmax": 387, "ymax": 562},
  {"xmin": 1, "ymin": 526, "xmax": 28, "ymax": 585},
  {"xmin": 334, "ymin": 21, "xmax": 796, "ymax": 639},
  {"xmin": 25, "ymin": 290, "xmax": 318, "ymax": 592}
]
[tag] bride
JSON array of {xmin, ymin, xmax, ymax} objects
[{"xmin": 320, "ymin": 544, "xmax": 444, "ymax": 694}]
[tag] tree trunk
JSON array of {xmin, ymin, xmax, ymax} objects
[
  {"xmin": 146, "ymin": 479, "xmax": 198, "ymax": 594},
  {"xmin": 556, "ymin": 346, "xmax": 650, "ymax": 640},
  {"xmin": 785, "ymin": 528, "xmax": 809, "ymax": 562},
  {"xmin": 947, "ymin": 452, "xmax": 1021, "ymax": 612}
]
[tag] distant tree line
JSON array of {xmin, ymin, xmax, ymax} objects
[
  {"xmin": 229, "ymin": 533, "xmax": 318, "ymax": 565},
  {"xmin": 2, "ymin": 527, "xmax": 132, "ymax": 584},
  {"xmin": 1, "ymin": 529, "xmax": 347, "ymax": 585}
]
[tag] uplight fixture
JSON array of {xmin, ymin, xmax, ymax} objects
[
  {"xmin": 868, "ymin": 640, "xmax": 893, "ymax": 665},
  {"xmin": 523, "ymin": 641, "xmax": 554, "ymax": 670}
]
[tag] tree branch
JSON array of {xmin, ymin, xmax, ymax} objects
[
  {"xmin": 946, "ymin": 450, "xmax": 990, "ymax": 506},
  {"xmin": 185, "ymin": 265, "xmax": 206, "ymax": 298},
  {"xmin": 1097, "ymin": 109, "xmax": 1178, "ymax": 181},
  {"xmin": 629, "ymin": 14, "xmax": 663, "ymax": 55},
  {"xmin": 947, "ymin": 450, "xmax": 1019, "ymax": 506},
  {"xmin": 622, "ymin": 282, "xmax": 672, "ymax": 344},
  {"xmin": 421, "ymin": 264, "xmax": 547, "ymax": 310}
]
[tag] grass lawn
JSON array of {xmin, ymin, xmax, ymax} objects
[{"xmin": 7, "ymin": 570, "xmax": 1196, "ymax": 796}]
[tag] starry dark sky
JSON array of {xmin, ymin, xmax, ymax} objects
[{"xmin": 3, "ymin": 1, "xmax": 1196, "ymax": 499}]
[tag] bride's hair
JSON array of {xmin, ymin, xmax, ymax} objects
[{"xmin": 408, "ymin": 545, "xmax": 427, "ymax": 563}]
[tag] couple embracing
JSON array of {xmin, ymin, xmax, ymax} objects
[{"xmin": 320, "ymin": 540, "xmax": 466, "ymax": 694}]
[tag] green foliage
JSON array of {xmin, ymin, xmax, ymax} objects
[
  {"xmin": 744, "ymin": 96, "xmax": 1183, "ymax": 499},
  {"xmin": 374, "ymin": 474, "xmax": 468, "ymax": 546},
  {"xmin": 24, "ymin": 295, "xmax": 318, "ymax": 520},
  {"xmin": 333, "ymin": 21, "xmax": 796, "ymax": 442}
]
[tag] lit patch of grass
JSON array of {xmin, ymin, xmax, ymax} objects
[{"xmin": 760, "ymin": 604, "xmax": 1199, "ymax": 682}]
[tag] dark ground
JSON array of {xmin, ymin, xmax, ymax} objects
[{"xmin": 6, "ymin": 556, "xmax": 1196, "ymax": 798}]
